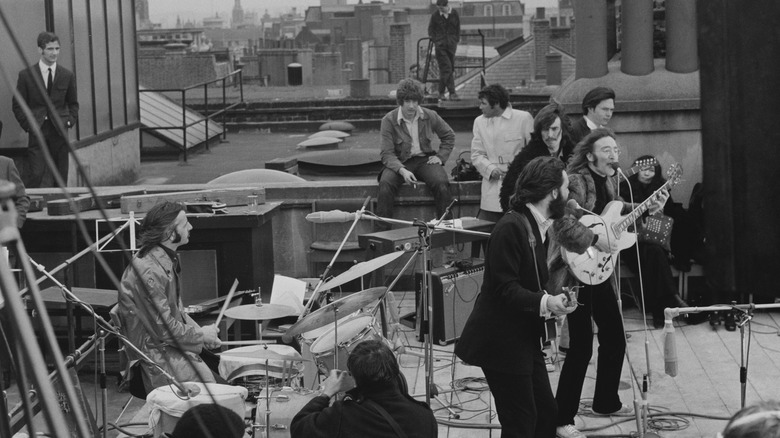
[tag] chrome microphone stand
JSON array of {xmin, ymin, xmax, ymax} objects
[
  {"xmin": 360, "ymin": 203, "xmax": 488, "ymax": 416},
  {"xmin": 300, "ymin": 196, "xmax": 373, "ymax": 318}
]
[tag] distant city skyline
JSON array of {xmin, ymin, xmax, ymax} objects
[
  {"xmin": 148, "ymin": 0, "xmax": 319, "ymax": 27},
  {"xmin": 148, "ymin": 0, "xmax": 557, "ymax": 28}
]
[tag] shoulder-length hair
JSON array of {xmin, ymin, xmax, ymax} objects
[
  {"xmin": 567, "ymin": 128, "xmax": 615, "ymax": 174},
  {"xmin": 137, "ymin": 201, "xmax": 185, "ymax": 257}
]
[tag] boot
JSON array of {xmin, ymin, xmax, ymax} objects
[
  {"xmin": 724, "ymin": 310, "xmax": 737, "ymax": 331},
  {"xmin": 709, "ymin": 311, "xmax": 722, "ymax": 328}
]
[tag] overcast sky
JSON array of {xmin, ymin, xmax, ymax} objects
[{"xmin": 149, "ymin": 0, "xmax": 557, "ymax": 28}]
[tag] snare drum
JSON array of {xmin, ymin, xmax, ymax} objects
[
  {"xmin": 308, "ymin": 314, "xmax": 383, "ymax": 373},
  {"xmin": 146, "ymin": 382, "xmax": 247, "ymax": 438},
  {"xmin": 253, "ymin": 387, "xmax": 317, "ymax": 438}
]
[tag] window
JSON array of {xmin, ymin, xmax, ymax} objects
[
  {"xmin": 484, "ymin": 5, "xmax": 493, "ymax": 16},
  {"xmin": 502, "ymin": 4, "xmax": 512, "ymax": 16}
]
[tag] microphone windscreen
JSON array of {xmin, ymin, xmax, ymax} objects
[
  {"xmin": 566, "ymin": 199, "xmax": 580, "ymax": 211},
  {"xmin": 663, "ymin": 322, "xmax": 678, "ymax": 377}
]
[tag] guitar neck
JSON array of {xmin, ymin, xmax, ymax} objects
[{"xmin": 614, "ymin": 179, "xmax": 676, "ymax": 234}]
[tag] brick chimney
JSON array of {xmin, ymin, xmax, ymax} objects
[{"xmin": 533, "ymin": 17, "xmax": 551, "ymax": 79}]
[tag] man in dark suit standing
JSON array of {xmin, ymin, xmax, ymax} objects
[
  {"xmin": 569, "ymin": 87, "xmax": 615, "ymax": 146},
  {"xmin": 456, "ymin": 156, "xmax": 577, "ymax": 438},
  {"xmin": 428, "ymin": 0, "xmax": 460, "ymax": 101},
  {"xmin": 12, "ymin": 31, "xmax": 79, "ymax": 188}
]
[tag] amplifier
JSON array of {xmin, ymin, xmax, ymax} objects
[{"xmin": 415, "ymin": 260, "xmax": 484, "ymax": 345}]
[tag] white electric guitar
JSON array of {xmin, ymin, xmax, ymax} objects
[{"xmin": 562, "ymin": 163, "xmax": 683, "ymax": 285}]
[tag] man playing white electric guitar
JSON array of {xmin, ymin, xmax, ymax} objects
[{"xmin": 547, "ymin": 129, "xmax": 668, "ymax": 438}]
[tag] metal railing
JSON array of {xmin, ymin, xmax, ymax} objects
[
  {"xmin": 139, "ymin": 69, "xmax": 245, "ymax": 162},
  {"xmin": 416, "ymin": 30, "xmax": 486, "ymax": 95}
]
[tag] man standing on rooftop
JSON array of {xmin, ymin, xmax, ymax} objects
[{"xmin": 428, "ymin": 0, "xmax": 461, "ymax": 101}]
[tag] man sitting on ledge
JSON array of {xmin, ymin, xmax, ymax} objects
[{"xmin": 376, "ymin": 78, "xmax": 455, "ymax": 230}]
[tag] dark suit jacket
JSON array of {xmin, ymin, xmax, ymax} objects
[
  {"xmin": 428, "ymin": 9, "xmax": 460, "ymax": 49},
  {"xmin": 569, "ymin": 116, "xmax": 591, "ymax": 146},
  {"xmin": 455, "ymin": 207, "xmax": 550, "ymax": 375},
  {"xmin": 0, "ymin": 156, "xmax": 30, "ymax": 228},
  {"xmin": 498, "ymin": 135, "xmax": 575, "ymax": 212},
  {"xmin": 291, "ymin": 387, "xmax": 437, "ymax": 438},
  {"xmin": 12, "ymin": 64, "xmax": 79, "ymax": 133}
]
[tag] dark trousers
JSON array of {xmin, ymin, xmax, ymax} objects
[
  {"xmin": 556, "ymin": 281, "xmax": 626, "ymax": 425},
  {"xmin": 435, "ymin": 44, "xmax": 457, "ymax": 95},
  {"xmin": 376, "ymin": 156, "xmax": 452, "ymax": 229},
  {"xmin": 621, "ymin": 242, "xmax": 678, "ymax": 317},
  {"xmin": 25, "ymin": 119, "xmax": 70, "ymax": 188},
  {"xmin": 0, "ymin": 309, "xmax": 15, "ymax": 389},
  {"xmin": 483, "ymin": 353, "xmax": 557, "ymax": 438},
  {"xmin": 471, "ymin": 209, "xmax": 503, "ymax": 258}
]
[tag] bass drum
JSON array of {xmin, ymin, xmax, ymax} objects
[{"xmin": 253, "ymin": 387, "xmax": 317, "ymax": 437}]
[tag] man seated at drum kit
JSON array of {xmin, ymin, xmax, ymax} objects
[
  {"xmin": 291, "ymin": 339, "xmax": 437, "ymax": 438},
  {"xmin": 115, "ymin": 201, "xmax": 222, "ymax": 396}
]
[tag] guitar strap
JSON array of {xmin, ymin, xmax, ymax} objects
[
  {"xmin": 364, "ymin": 399, "xmax": 409, "ymax": 438},
  {"xmin": 514, "ymin": 210, "xmax": 556, "ymax": 346},
  {"xmin": 513, "ymin": 211, "xmax": 542, "ymax": 291}
]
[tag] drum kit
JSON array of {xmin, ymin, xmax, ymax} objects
[{"xmin": 211, "ymin": 256, "xmax": 401, "ymax": 438}]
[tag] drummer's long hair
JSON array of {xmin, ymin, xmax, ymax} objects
[
  {"xmin": 137, "ymin": 201, "xmax": 185, "ymax": 257},
  {"xmin": 347, "ymin": 340, "xmax": 400, "ymax": 393}
]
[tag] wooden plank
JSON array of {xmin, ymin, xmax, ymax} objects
[
  {"xmin": 120, "ymin": 187, "xmax": 266, "ymax": 213},
  {"xmin": 47, "ymin": 188, "xmax": 146, "ymax": 216}
]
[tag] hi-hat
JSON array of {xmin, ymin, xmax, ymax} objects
[
  {"xmin": 224, "ymin": 303, "xmax": 298, "ymax": 321},
  {"xmin": 220, "ymin": 348, "xmax": 310, "ymax": 362},
  {"xmin": 319, "ymin": 251, "xmax": 406, "ymax": 291},
  {"xmin": 285, "ymin": 287, "xmax": 386, "ymax": 338}
]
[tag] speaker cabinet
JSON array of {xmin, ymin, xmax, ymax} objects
[{"xmin": 415, "ymin": 261, "xmax": 484, "ymax": 345}]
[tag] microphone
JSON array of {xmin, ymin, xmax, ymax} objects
[
  {"xmin": 360, "ymin": 195, "xmax": 371, "ymax": 212},
  {"xmin": 663, "ymin": 308, "xmax": 678, "ymax": 377},
  {"xmin": 305, "ymin": 210, "xmax": 357, "ymax": 223},
  {"xmin": 175, "ymin": 382, "xmax": 202, "ymax": 398},
  {"xmin": 392, "ymin": 337, "xmax": 439, "ymax": 361},
  {"xmin": 566, "ymin": 199, "xmax": 599, "ymax": 216}
]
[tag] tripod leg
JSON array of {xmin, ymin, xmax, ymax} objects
[{"xmin": 432, "ymin": 394, "xmax": 461, "ymax": 419}]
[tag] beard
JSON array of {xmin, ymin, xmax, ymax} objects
[{"xmin": 549, "ymin": 194, "xmax": 567, "ymax": 219}]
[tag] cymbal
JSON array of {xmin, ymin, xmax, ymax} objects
[
  {"xmin": 224, "ymin": 303, "xmax": 298, "ymax": 321},
  {"xmin": 319, "ymin": 251, "xmax": 406, "ymax": 292},
  {"xmin": 285, "ymin": 287, "xmax": 386, "ymax": 338},
  {"xmin": 220, "ymin": 348, "xmax": 310, "ymax": 362}
]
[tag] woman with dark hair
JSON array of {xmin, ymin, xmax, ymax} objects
[{"xmin": 619, "ymin": 155, "xmax": 687, "ymax": 328}]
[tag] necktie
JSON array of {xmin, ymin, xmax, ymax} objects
[{"xmin": 46, "ymin": 68, "xmax": 53, "ymax": 95}]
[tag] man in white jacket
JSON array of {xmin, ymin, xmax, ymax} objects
[{"xmin": 470, "ymin": 84, "xmax": 533, "ymax": 255}]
